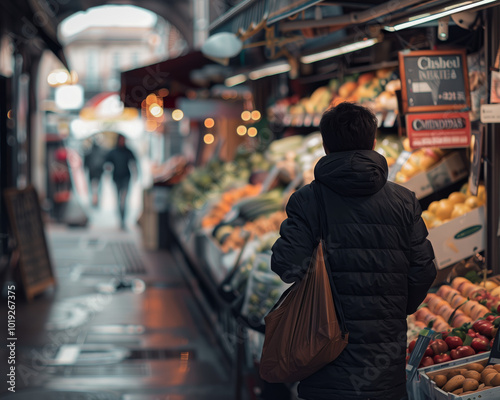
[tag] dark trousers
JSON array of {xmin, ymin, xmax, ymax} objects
[{"xmin": 114, "ymin": 177, "xmax": 130, "ymax": 227}]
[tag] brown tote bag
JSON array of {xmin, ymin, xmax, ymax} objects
[{"xmin": 259, "ymin": 182, "xmax": 349, "ymax": 383}]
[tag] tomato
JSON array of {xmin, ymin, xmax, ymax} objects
[
  {"xmin": 486, "ymin": 315, "xmax": 497, "ymax": 321},
  {"xmin": 473, "ymin": 320, "xmax": 490, "ymax": 333},
  {"xmin": 408, "ymin": 339, "xmax": 417, "ymax": 354},
  {"xmin": 424, "ymin": 346, "xmax": 434, "ymax": 357},
  {"xmin": 473, "ymin": 319, "xmax": 487, "ymax": 328},
  {"xmin": 471, "ymin": 337, "xmax": 490, "ymax": 351},
  {"xmin": 467, "ymin": 329, "xmax": 478, "ymax": 338},
  {"xmin": 419, "ymin": 356, "xmax": 435, "ymax": 368},
  {"xmin": 441, "ymin": 331, "xmax": 449, "ymax": 340},
  {"xmin": 433, "ymin": 354, "xmax": 452, "ymax": 364},
  {"xmin": 477, "ymin": 322, "xmax": 495, "ymax": 338},
  {"xmin": 455, "ymin": 346, "xmax": 476, "ymax": 358},
  {"xmin": 445, "ymin": 336, "xmax": 463, "ymax": 350},
  {"xmin": 430, "ymin": 339, "xmax": 449, "ymax": 355}
]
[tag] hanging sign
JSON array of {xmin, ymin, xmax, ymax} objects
[
  {"xmin": 405, "ymin": 112, "xmax": 471, "ymax": 149},
  {"xmin": 399, "ymin": 49, "xmax": 471, "ymax": 114}
]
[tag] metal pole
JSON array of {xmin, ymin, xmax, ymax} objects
[
  {"xmin": 484, "ymin": 6, "xmax": 500, "ymax": 276},
  {"xmin": 193, "ymin": 0, "xmax": 209, "ymax": 49}
]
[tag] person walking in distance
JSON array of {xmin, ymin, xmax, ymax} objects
[
  {"xmin": 105, "ymin": 134, "xmax": 138, "ymax": 229},
  {"xmin": 84, "ymin": 136, "xmax": 107, "ymax": 207},
  {"xmin": 271, "ymin": 102, "xmax": 436, "ymax": 400}
]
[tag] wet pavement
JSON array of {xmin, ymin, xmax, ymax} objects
[{"xmin": 0, "ymin": 204, "xmax": 236, "ymax": 399}]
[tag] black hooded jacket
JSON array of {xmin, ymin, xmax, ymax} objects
[{"xmin": 271, "ymin": 150, "xmax": 436, "ymax": 400}]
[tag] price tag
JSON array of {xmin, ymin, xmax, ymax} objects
[{"xmin": 480, "ymin": 104, "xmax": 500, "ymax": 123}]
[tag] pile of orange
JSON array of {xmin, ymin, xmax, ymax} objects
[
  {"xmin": 201, "ymin": 184, "xmax": 262, "ymax": 228},
  {"xmin": 421, "ymin": 184, "xmax": 485, "ymax": 229}
]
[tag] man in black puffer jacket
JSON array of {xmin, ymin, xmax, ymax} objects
[{"xmin": 271, "ymin": 102, "xmax": 436, "ymax": 400}]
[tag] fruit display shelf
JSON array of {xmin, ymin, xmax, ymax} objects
[{"xmin": 418, "ymin": 354, "xmax": 500, "ymax": 400}]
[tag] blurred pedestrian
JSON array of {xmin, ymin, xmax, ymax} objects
[
  {"xmin": 271, "ymin": 102, "xmax": 436, "ymax": 400},
  {"xmin": 84, "ymin": 136, "xmax": 107, "ymax": 207},
  {"xmin": 105, "ymin": 134, "xmax": 138, "ymax": 229}
]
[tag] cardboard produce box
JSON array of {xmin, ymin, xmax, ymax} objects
[
  {"xmin": 418, "ymin": 354, "xmax": 500, "ymax": 400},
  {"xmin": 401, "ymin": 152, "xmax": 468, "ymax": 199},
  {"xmin": 427, "ymin": 206, "xmax": 485, "ymax": 270}
]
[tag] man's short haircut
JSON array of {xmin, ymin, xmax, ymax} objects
[{"xmin": 320, "ymin": 102, "xmax": 378, "ymax": 153}]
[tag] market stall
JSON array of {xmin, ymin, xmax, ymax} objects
[{"xmin": 122, "ymin": 1, "xmax": 500, "ymax": 398}]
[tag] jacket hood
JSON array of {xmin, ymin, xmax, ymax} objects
[{"xmin": 314, "ymin": 150, "xmax": 388, "ymax": 196}]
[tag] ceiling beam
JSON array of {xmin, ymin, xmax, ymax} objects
[{"xmin": 278, "ymin": 0, "xmax": 429, "ymax": 31}]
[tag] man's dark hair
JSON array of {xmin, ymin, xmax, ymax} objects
[{"xmin": 319, "ymin": 102, "xmax": 378, "ymax": 153}]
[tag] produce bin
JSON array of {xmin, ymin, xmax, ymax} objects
[
  {"xmin": 196, "ymin": 230, "xmax": 228, "ymax": 285},
  {"xmin": 427, "ymin": 206, "xmax": 485, "ymax": 270},
  {"xmin": 417, "ymin": 354, "xmax": 500, "ymax": 400},
  {"xmin": 400, "ymin": 152, "xmax": 468, "ymax": 199}
]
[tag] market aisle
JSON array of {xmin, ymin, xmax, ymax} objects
[{"xmin": 0, "ymin": 221, "xmax": 236, "ymax": 399}]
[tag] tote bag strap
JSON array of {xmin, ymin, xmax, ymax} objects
[{"xmin": 312, "ymin": 180, "xmax": 348, "ymax": 336}]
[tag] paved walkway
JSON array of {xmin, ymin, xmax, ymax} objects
[{"xmin": 0, "ymin": 204, "xmax": 236, "ymax": 398}]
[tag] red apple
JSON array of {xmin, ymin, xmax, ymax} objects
[
  {"xmin": 471, "ymin": 337, "xmax": 490, "ymax": 351},
  {"xmin": 455, "ymin": 345, "xmax": 476, "ymax": 358},
  {"xmin": 433, "ymin": 354, "xmax": 452, "ymax": 364},
  {"xmin": 477, "ymin": 322, "xmax": 495, "ymax": 337},
  {"xmin": 445, "ymin": 336, "xmax": 463, "ymax": 350},
  {"xmin": 473, "ymin": 320, "xmax": 489, "ymax": 332},
  {"xmin": 430, "ymin": 339, "xmax": 449, "ymax": 355},
  {"xmin": 467, "ymin": 329, "xmax": 478, "ymax": 338},
  {"xmin": 419, "ymin": 356, "xmax": 435, "ymax": 368}
]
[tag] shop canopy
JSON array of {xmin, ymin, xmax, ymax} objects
[
  {"xmin": 120, "ymin": 51, "xmax": 214, "ymax": 109},
  {"xmin": 209, "ymin": 0, "xmax": 323, "ymax": 37},
  {"xmin": 209, "ymin": 0, "xmax": 499, "ymax": 39}
]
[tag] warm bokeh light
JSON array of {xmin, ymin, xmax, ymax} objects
[
  {"xmin": 236, "ymin": 125, "xmax": 247, "ymax": 136},
  {"xmin": 241, "ymin": 111, "xmax": 251, "ymax": 121},
  {"xmin": 145, "ymin": 119, "xmax": 158, "ymax": 131},
  {"xmin": 70, "ymin": 70, "xmax": 79, "ymax": 84},
  {"xmin": 146, "ymin": 93, "xmax": 157, "ymax": 104},
  {"xmin": 251, "ymin": 110, "xmax": 261, "ymax": 120},
  {"xmin": 56, "ymin": 71, "xmax": 69, "ymax": 84},
  {"xmin": 248, "ymin": 127, "xmax": 257, "ymax": 137},
  {"xmin": 204, "ymin": 133, "xmax": 214, "ymax": 144},
  {"xmin": 47, "ymin": 73, "xmax": 58, "ymax": 86},
  {"xmin": 7, "ymin": 110, "xmax": 12, "ymax": 119},
  {"xmin": 172, "ymin": 109, "xmax": 184, "ymax": 121},
  {"xmin": 158, "ymin": 88, "xmax": 169, "ymax": 97},
  {"xmin": 149, "ymin": 104, "xmax": 163, "ymax": 117},
  {"xmin": 47, "ymin": 69, "xmax": 72, "ymax": 86},
  {"xmin": 204, "ymin": 118, "xmax": 215, "ymax": 128}
]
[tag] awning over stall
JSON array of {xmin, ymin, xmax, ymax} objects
[
  {"xmin": 209, "ymin": 0, "xmax": 323, "ymax": 36},
  {"xmin": 120, "ymin": 51, "xmax": 214, "ymax": 108}
]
